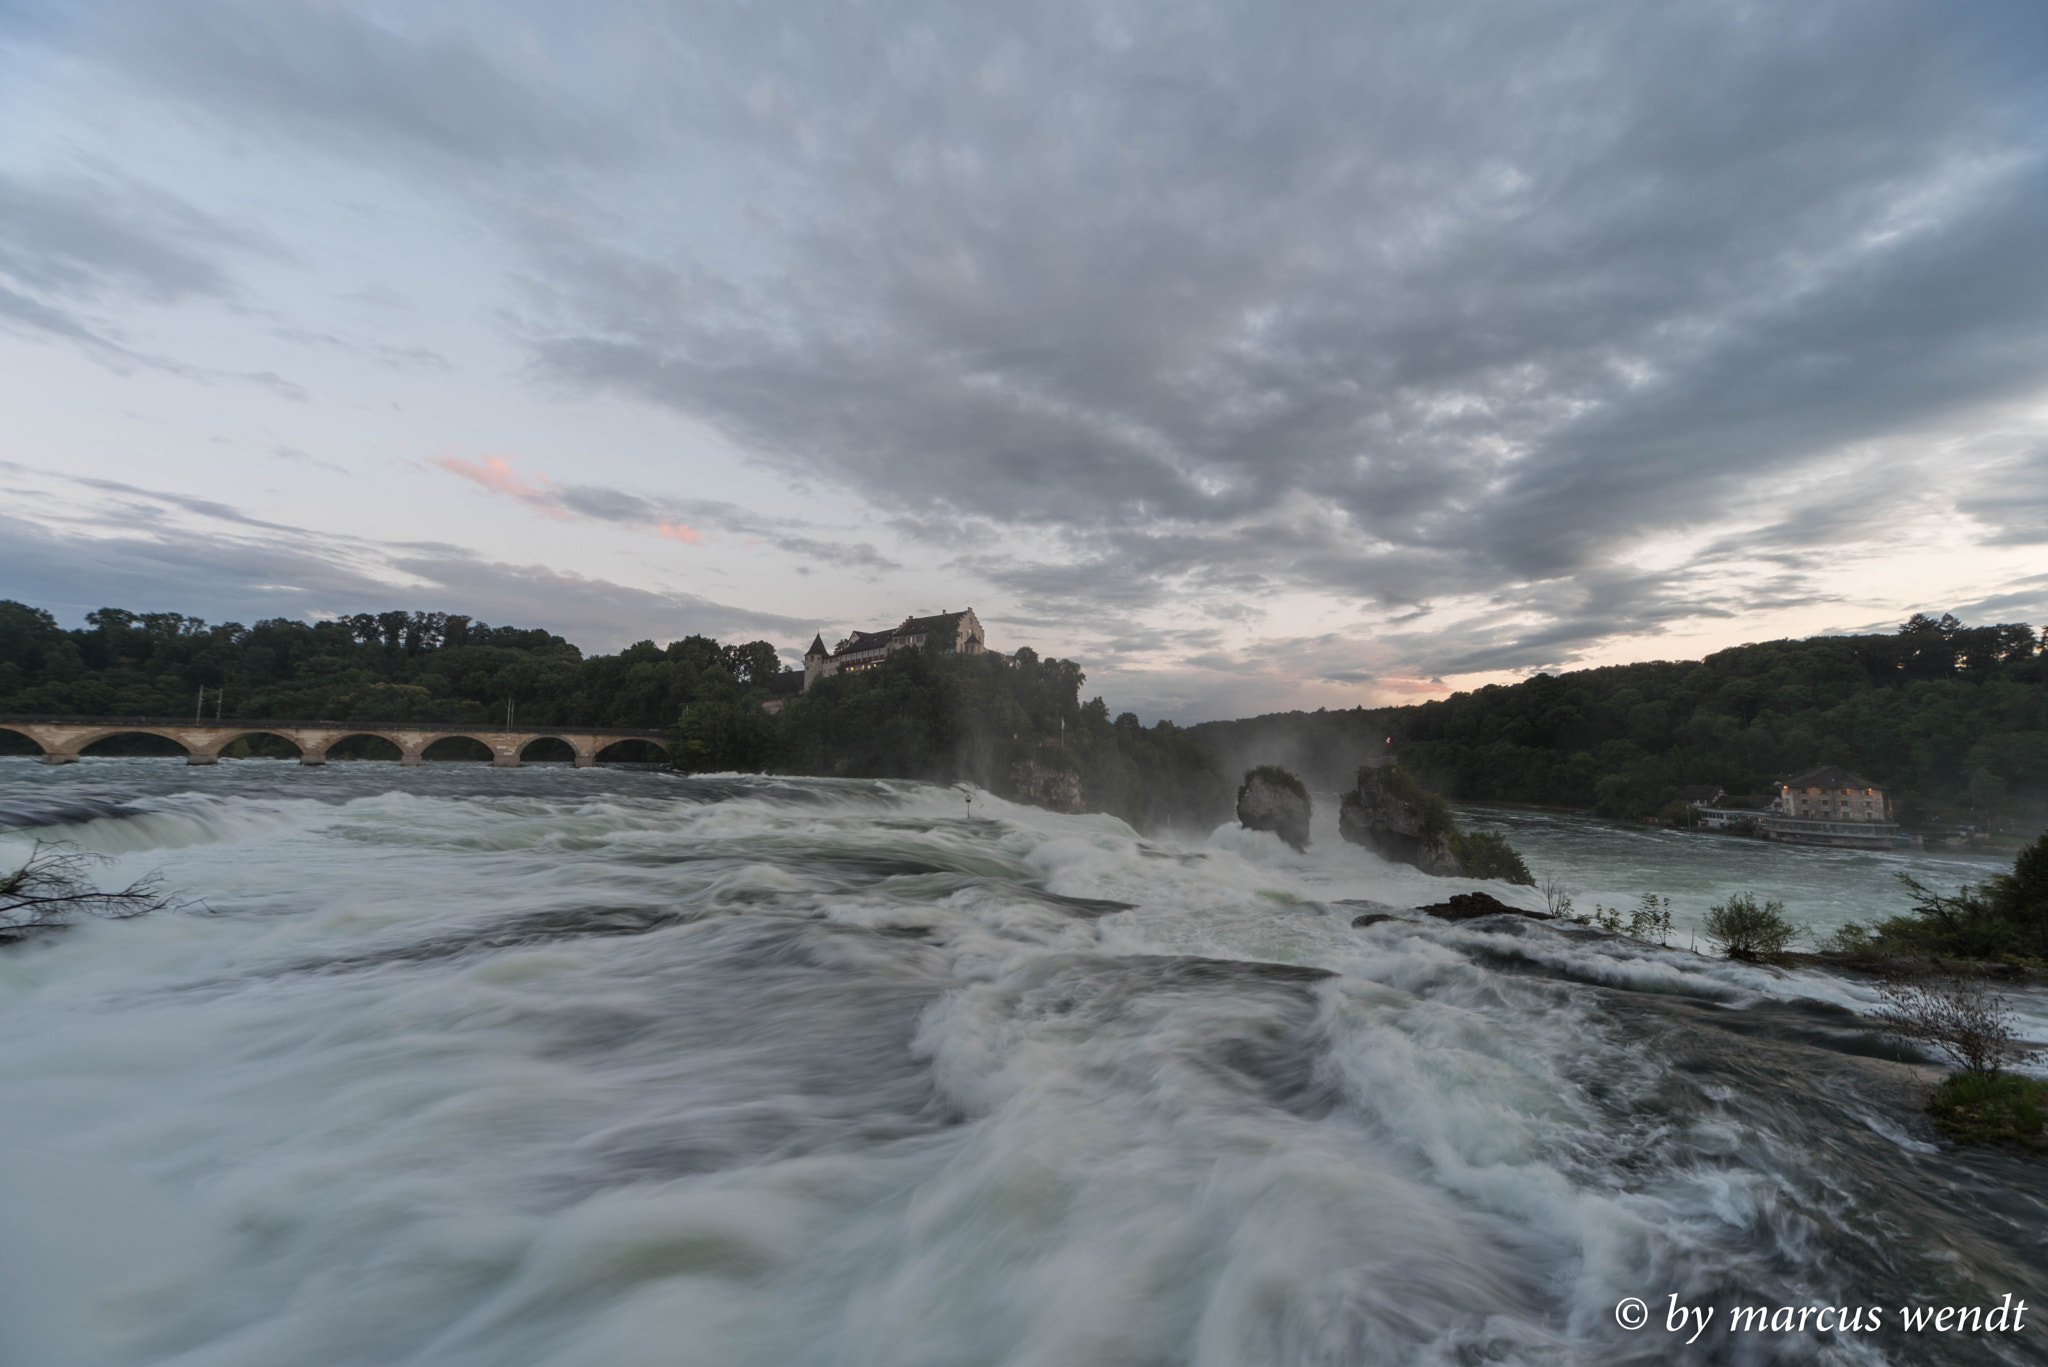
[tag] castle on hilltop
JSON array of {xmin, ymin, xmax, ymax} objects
[{"xmin": 803, "ymin": 608, "xmax": 996, "ymax": 691}]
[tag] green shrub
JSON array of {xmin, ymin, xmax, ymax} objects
[
  {"xmin": 1824, "ymin": 920, "xmax": 1875, "ymax": 955},
  {"xmin": 1882, "ymin": 833, "xmax": 2048, "ymax": 960},
  {"xmin": 1450, "ymin": 829, "xmax": 1535, "ymax": 885},
  {"xmin": 1703, "ymin": 892, "xmax": 1802, "ymax": 959},
  {"xmin": 1575, "ymin": 892, "xmax": 1674, "ymax": 945},
  {"xmin": 1925, "ymin": 1071, "xmax": 2048, "ymax": 1150},
  {"xmin": 1237, "ymin": 764, "xmax": 1309, "ymax": 806}
]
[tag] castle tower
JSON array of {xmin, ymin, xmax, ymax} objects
[{"xmin": 802, "ymin": 633, "xmax": 830, "ymax": 691}]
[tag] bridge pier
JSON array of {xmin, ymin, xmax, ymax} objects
[
  {"xmin": 40, "ymin": 753, "xmax": 78, "ymax": 765},
  {"xmin": 186, "ymin": 752, "xmax": 219, "ymax": 765}
]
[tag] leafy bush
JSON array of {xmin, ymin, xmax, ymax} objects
[
  {"xmin": 1576, "ymin": 892, "xmax": 1675, "ymax": 945},
  {"xmin": 1703, "ymin": 892, "xmax": 1802, "ymax": 959},
  {"xmin": 1924, "ymin": 1070, "xmax": 2048, "ymax": 1150},
  {"xmin": 1450, "ymin": 829, "xmax": 1535, "ymax": 884},
  {"xmin": 1828, "ymin": 832, "xmax": 2048, "ymax": 962}
]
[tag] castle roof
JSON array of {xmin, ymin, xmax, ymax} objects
[
  {"xmin": 897, "ymin": 611, "xmax": 960, "ymax": 633},
  {"xmin": 830, "ymin": 610, "xmax": 970, "ymax": 658},
  {"xmin": 805, "ymin": 633, "xmax": 829, "ymax": 658},
  {"xmin": 1782, "ymin": 765, "xmax": 1880, "ymax": 790}
]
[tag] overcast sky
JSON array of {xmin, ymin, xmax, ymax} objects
[{"xmin": 3, "ymin": 0, "xmax": 2045, "ymax": 720}]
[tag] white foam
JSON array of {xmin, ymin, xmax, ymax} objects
[{"xmin": 0, "ymin": 763, "xmax": 2024, "ymax": 1363}]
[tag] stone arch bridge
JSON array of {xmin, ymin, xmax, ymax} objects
[{"xmin": 0, "ymin": 715, "xmax": 670, "ymax": 767}]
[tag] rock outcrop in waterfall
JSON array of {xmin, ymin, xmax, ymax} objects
[
  {"xmin": 1338, "ymin": 764, "xmax": 1534, "ymax": 884},
  {"xmin": 1236, "ymin": 765, "xmax": 1312, "ymax": 852}
]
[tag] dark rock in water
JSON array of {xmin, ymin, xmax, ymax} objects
[
  {"xmin": 1134, "ymin": 955, "xmax": 1337, "ymax": 987},
  {"xmin": 1236, "ymin": 766, "xmax": 1312, "ymax": 852},
  {"xmin": 1020, "ymin": 888, "xmax": 1139, "ymax": 919},
  {"xmin": 1337, "ymin": 764, "xmax": 1534, "ymax": 884},
  {"xmin": 1416, "ymin": 891, "xmax": 1551, "ymax": 922},
  {"xmin": 1350, "ymin": 913, "xmax": 1396, "ymax": 928},
  {"xmin": 1337, "ymin": 765, "xmax": 1461, "ymax": 876}
]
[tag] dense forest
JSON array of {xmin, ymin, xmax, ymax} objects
[
  {"xmin": 5, "ymin": 601, "xmax": 2043, "ymax": 833},
  {"xmin": 0, "ymin": 602, "xmax": 781, "ymax": 731},
  {"xmin": 1193, "ymin": 614, "xmax": 2047, "ymax": 830},
  {"xmin": 0, "ymin": 601, "xmax": 1233, "ymax": 832}
]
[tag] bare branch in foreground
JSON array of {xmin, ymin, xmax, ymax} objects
[
  {"xmin": 0, "ymin": 840, "xmax": 181, "ymax": 940},
  {"xmin": 1874, "ymin": 976, "xmax": 2035, "ymax": 1077}
]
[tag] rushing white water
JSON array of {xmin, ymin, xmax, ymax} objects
[{"xmin": 2, "ymin": 758, "xmax": 2044, "ymax": 1367}]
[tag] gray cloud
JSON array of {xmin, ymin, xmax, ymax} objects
[
  {"xmin": 0, "ymin": 477, "xmax": 810, "ymax": 654},
  {"xmin": 96, "ymin": 0, "xmax": 620, "ymax": 167},
  {"xmin": 0, "ymin": 170, "xmax": 239, "ymax": 305},
  {"xmin": 271, "ymin": 446, "xmax": 352, "ymax": 476},
  {"xmin": 506, "ymin": 0, "xmax": 2048, "ymax": 672},
  {"xmin": 1950, "ymin": 573, "xmax": 2048, "ymax": 625},
  {"xmin": 13, "ymin": 0, "xmax": 2048, "ymax": 699},
  {"xmin": 0, "ymin": 166, "xmax": 301, "ymax": 387},
  {"xmin": 430, "ymin": 456, "xmax": 902, "ymax": 573},
  {"xmin": 1957, "ymin": 445, "xmax": 2048, "ymax": 546}
]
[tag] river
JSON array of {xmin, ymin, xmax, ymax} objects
[{"xmin": 1, "ymin": 757, "xmax": 2044, "ymax": 1366}]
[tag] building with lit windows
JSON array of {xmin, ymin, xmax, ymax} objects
[
  {"xmin": 802, "ymin": 609, "xmax": 996, "ymax": 691},
  {"xmin": 1759, "ymin": 765, "xmax": 1903, "ymax": 848}
]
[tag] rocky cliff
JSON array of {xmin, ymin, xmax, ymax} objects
[
  {"xmin": 1338, "ymin": 765, "xmax": 1461, "ymax": 875},
  {"xmin": 1009, "ymin": 759, "xmax": 1086, "ymax": 813},
  {"xmin": 1236, "ymin": 766, "xmax": 1312, "ymax": 851},
  {"xmin": 1338, "ymin": 764, "xmax": 1534, "ymax": 883}
]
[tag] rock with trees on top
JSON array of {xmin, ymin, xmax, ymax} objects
[
  {"xmin": 1236, "ymin": 765, "xmax": 1312, "ymax": 851},
  {"xmin": 1338, "ymin": 763, "xmax": 1534, "ymax": 884}
]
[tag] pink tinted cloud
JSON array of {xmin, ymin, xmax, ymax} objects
[
  {"xmin": 435, "ymin": 453, "xmax": 545, "ymax": 500},
  {"xmin": 432, "ymin": 453, "xmax": 576, "ymax": 522},
  {"xmin": 433, "ymin": 451, "xmax": 711, "ymax": 544}
]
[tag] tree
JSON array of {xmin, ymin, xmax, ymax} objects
[
  {"xmin": 1703, "ymin": 893, "xmax": 1801, "ymax": 959},
  {"xmin": 1, "ymin": 841, "xmax": 180, "ymax": 941},
  {"xmin": 720, "ymin": 641, "xmax": 783, "ymax": 686},
  {"xmin": 1969, "ymin": 766, "xmax": 2008, "ymax": 824}
]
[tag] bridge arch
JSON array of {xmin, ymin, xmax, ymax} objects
[
  {"xmin": 595, "ymin": 737, "xmax": 671, "ymax": 764},
  {"xmin": 307, "ymin": 732, "xmax": 407, "ymax": 763},
  {"xmin": 0, "ymin": 724, "xmax": 44, "ymax": 757},
  {"xmin": 73, "ymin": 728, "xmax": 195, "ymax": 760},
  {"xmin": 418, "ymin": 734, "xmax": 498, "ymax": 763},
  {"xmin": 215, "ymin": 730, "xmax": 304, "ymax": 760},
  {"xmin": 518, "ymin": 735, "xmax": 579, "ymax": 763}
]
